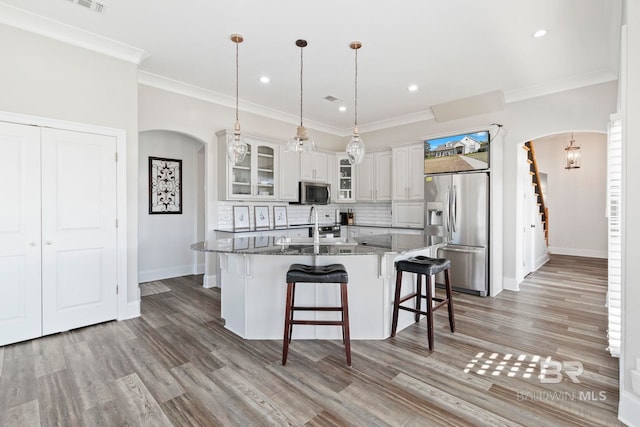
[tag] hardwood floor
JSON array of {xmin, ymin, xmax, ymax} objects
[{"xmin": 0, "ymin": 255, "xmax": 622, "ymax": 426}]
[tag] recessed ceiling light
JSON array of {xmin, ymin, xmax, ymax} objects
[
  {"xmin": 259, "ymin": 76, "xmax": 270, "ymax": 84},
  {"xmin": 533, "ymin": 29, "xmax": 547, "ymax": 38},
  {"xmin": 408, "ymin": 84, "xmax": 418, "ymax": 92},
  {"xmin": 338, "ymin": 106, "xmax": 347, "ymax": 112}
]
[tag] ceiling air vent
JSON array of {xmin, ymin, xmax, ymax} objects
[
  {"xmin": 324, "ymin": 95, "xmax": 342, "ymax": 103},
  {"xmin": 65, "ymin": 0, "xmax": 107, "ymax": 13}
]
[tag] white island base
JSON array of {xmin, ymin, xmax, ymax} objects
[{"xmin": 218, "ymin": 251, "xmax": 431, "ymax": 340}]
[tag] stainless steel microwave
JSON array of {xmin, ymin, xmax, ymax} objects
[{"xmin": 296, "ymin": 181, "xmax": 331, "ymax": 205}]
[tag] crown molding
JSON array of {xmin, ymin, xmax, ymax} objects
[
  {"xmin": 0, "ymin": 2, "xmax": 148, "ymax": 65},
  {"xmin": 140, "ymin": 68, "xmax": 618, "ymax": 136},
  {"xmin": 138, "ymin": 71, "xmax": 345, "ymax": 136},
  {"xmin": 356, "ymin": 69, "xmax": 617, "ymax": 132},
  {"xmin": 503, "ymin": 69, "xmax": 617, "ymax": 104},
  {"xmin": 357, "ymin": 110, "xmax": 436, "ymax": 135}
]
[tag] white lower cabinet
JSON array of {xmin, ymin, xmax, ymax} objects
[
  {"xmin": 0, "ymin": 122, "xmax": 119, "ymax": 346},
  {"xmin": 392, "ymin": 201, "xmax": 425, "ymax": 228}
]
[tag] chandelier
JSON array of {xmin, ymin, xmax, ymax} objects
[
  {"xmin": 346, "ymin": 41, "xmax": 365, "ymax": 164},
  {"xmin": 226, "ymin": 33, "xmax": 248, "ymax": 165},
  {"xmin": 564, "ymin": 132, "xmax": 581, "ymax": 169},
  {"xmin": 286, "ymin": 39, "xmax": 316, "ymax": 152}
]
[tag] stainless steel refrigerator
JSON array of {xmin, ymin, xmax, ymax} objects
[{"xmin": 424, "ymin": 172, "xmax": 489, "ymax": 296}]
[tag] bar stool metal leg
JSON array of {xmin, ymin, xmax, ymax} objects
[
  {"xmin": 390, "ymin": 269, "xmax": 403, "ymax": 337},
  {"xmin": 282, "ymin": 282, "xmax": 294, "ymax": 365},
  {"xmin": 341, "ymin": 282, "xmax": 351, "ymax": 366},
  {"xmin": 415, "ymin": 274, "xmax": 422, "ymax": 323},
  {"xmin": 445, "ymin": 270, "xmax": 455, "ymax": 332},
  {"xmin": 425, "ymin": 273, "xmax": 434, "ymax": 350}
]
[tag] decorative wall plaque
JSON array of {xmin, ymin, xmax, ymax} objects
[{"xmin": 149, "ymin": 157, "xmax": 182, "ymax": 214}]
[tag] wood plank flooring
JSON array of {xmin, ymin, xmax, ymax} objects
[{"xmin": 0, "ymin": 255, "xmax": 622, "ymax": 426}]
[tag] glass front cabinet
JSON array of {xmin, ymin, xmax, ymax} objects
[
  {"xmin": 217, "ymin": 131, "xmax": 278, "ymax": 200},
  {"xmin": 335, "ymin": 154, "xmax": 356, "ymax": 203}
]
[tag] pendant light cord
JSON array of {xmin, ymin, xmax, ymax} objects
[
  {"xmin": 300, "ymin": 45, "xmax": 304, "ymax": 127},
  {"xmin": 354, "ymin": 47, "xmax": 358, "ymax": 128},
  {"xmin": 235, "ymin": 40, "xmax": 239, "ymax": 122}
]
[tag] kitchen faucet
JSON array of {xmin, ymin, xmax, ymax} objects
[{"xmin": 309, "ymin": 205, "xmax": 319, "ymax": 244}]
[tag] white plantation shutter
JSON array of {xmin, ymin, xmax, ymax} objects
[{"xmin": 606, "ymin": 117, "xmax": 622, "ymax": 357}]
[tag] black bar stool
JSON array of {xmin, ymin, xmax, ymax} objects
[
  {"xmin": 390, "ymin": 255, "xmax": 455, "ymax": 350},
  {"xmin": 282, "ymin": 263, "xmax": 351, "ymax": 366}
]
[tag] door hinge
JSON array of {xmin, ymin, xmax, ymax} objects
[
  {"xmin": 116, "ymin": 285, "xmax": 119, "ymax": 295},
  {"xmin": 115, "ymin": 152, "xmax": 118, "ymax": 162},
  {"xmin": 115, "ymin": 219, "xmax": 118, "ymax": 228}
]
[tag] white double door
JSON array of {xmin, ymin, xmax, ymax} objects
[{"xmin": 0, "ymin": 122, "xmax": 118, "ymax": 346}]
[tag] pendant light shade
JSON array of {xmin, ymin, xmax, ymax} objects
[
  {"xmin": 286, "ymin": 39, "xmax": 316, "ymax": 153},
  {"xmin": 564, "ymin": 131, "xmax": 581, "ymax": 169},
  {"xmin": 346, "ymin": 41, "xmax": 365, "ymax": 165},
  {"xmin": 227, "ymin": 34, "xmax": 248, "ymax": 165}
]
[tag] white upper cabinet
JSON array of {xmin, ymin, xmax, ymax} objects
[
  {"xmin": 357, "ymin": 151, "xmax": 392, "ymax": 202},
  {"xmin": 218, "ymin": 131, "xmax": 279, "ymax": 200},
  {"xmin": 375, "ymin": 151, "xmax": 393, "ymax": 201},
  {"xmin": 335, "ymin": 154, "xmax": 356, "ymax": 203},
  {"xmin": 300, "ymin": 151, "xmax": 329, "ymax": 182},
  {"xmin": 279, "ymin": 145, "xmax": 299, "ymax": 201},
  {"xmin": 356, "ymin": 154, "xmax": 375, "ymax": 201},
  {"xmin": 392, "ymin": 143, "xmax": 424, "ymax": 200}
]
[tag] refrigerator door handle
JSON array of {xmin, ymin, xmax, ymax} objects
[
  {"xmin": 452, "ymin": 185, "xmax": 457, "ymax": 232},
  {"xmin": 445, "ymin": 187, "xmax": 451, "ymax": 232}
]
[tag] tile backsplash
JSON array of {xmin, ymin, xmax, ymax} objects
[{"xmin": 217, "ymin": 201, "xmax": 392, "ymax": 230}]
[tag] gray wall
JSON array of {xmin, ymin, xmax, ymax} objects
[
  {"xmin": 534, "ymin": 132, "xmax": 607, "ymax": 258},
  {"xmin": 138, "ymin": 130, "xmax": 205, "ymax": 282},
  {"xmin": 0, "ymin": 24, "xmax": 140, "ymax": 306}
]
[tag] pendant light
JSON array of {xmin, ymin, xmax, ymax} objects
[
  {"xmin": 564, "ymin": 131, "xmax": 581, "ymax": 169},
  {"xmin": 286, "ymin": 39, "xmax": 316, "ymax": 152},
  {"xmin": 346, "ymin": 41, "xmax": 365, "ymax": 165},
  {"xmin": 226, "ymin": 33, "xmax": 248, "ymax": 165}
]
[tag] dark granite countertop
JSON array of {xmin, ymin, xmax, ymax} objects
[
  {"xmin": 191, "ymin": 233, "xmax": 448, "ymax": 256},
  {"xmin": 213, "ymin": 223, "xmax": 422, "ymax": 234}
]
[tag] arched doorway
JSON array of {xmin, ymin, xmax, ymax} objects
[
  {"xmin": 520, "ymin": 131, "xmax": 607, "ymax": 278},
  {"xmin": 138, "ymin": 130, "xmax": 206, "ymax": 283}
]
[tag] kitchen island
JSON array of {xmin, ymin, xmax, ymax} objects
[{"xmin": 192, "ymin": 233, "xmax": 447, "ymax": 340}]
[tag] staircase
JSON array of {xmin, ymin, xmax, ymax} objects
[{"xmin": 523, "ymin": 141, "xmax": 549, "ymax": 245}]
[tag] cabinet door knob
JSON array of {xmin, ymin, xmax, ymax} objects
[{"xmin": 45, "ymin": 241, "xmax": 53, "ymax": 245}]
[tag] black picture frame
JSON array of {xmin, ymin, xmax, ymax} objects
[{"xmin": 149, "ymin": 157, "xmax": 182, "ymax": 214}]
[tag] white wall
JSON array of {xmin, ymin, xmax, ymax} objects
[
  {"xmin": 137, "ymin": 85, "xmax": 346, "ymax": 286},
  {"xmin": 138, "ymin": 130, "xmax": 205, "ymax": 282},
  {"xmin": 361, "ymin": 81, "xmax": 617, "ymax": 292},
  {"xmin": 620, "ymin": 0, "xmax": 640, "ymax": 423},
  {"xmin": 0, "ymin": 24, "xmax": 140, "ymax": 311},
  {"xmin": 533, "ymin": 132, "xmax": 607, "ymax": 258}
]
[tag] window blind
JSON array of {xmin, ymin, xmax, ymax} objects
[{"xmin": 606, "ymin": 117, "xmax": 622, "ymax": 357}]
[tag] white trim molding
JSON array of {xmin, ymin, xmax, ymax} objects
[
  {"xmin": 619, "ymin": 390, "xmax": 640, "ymax": 427},
  {"xmin": 0, "ymin": 110, "xmax": 134, "ymax": 322},
  {"xmin": 548, "ymin": 246, "xmax": 608, "ymax": 259},
  {"xmin": 203, "ymin": 274, "xmax": 218, "ymax": 289},
  {"xmin": 138, "ymin": 71, "xmax": 343, "ymax": 137},
  {"xmin": 0, "ymin": 3, "xmax": 148, "ymax": 65}
]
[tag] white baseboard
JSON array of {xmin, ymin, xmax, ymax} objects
[
  {"xmin": 194, "ymin": 263, "xmax": 205, "ymax": 275},
  {"xmin": 118, "ymin": 299, "xmax": 140, "ymax": 320},
  {"xmin": 203, "ymin": 274, "xmax": 218, "ymax": 288},
  {"xmin": 503, "ymin": 276, "xmax": 519, "ymax": 291},
  {"xmin": 619, "ymin": 390, "xmax": 640, "ymax": 427},
  {"xmin": 138, "ymin": 265, "xmax": 196, "ymax": 283},
  {"xmin": 533, "ymin": 253, "xmax": 550, "ymax": 271},
  {"xmin": 547, "ymin": 246, "xmax": 608, "ymax": 259}
]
